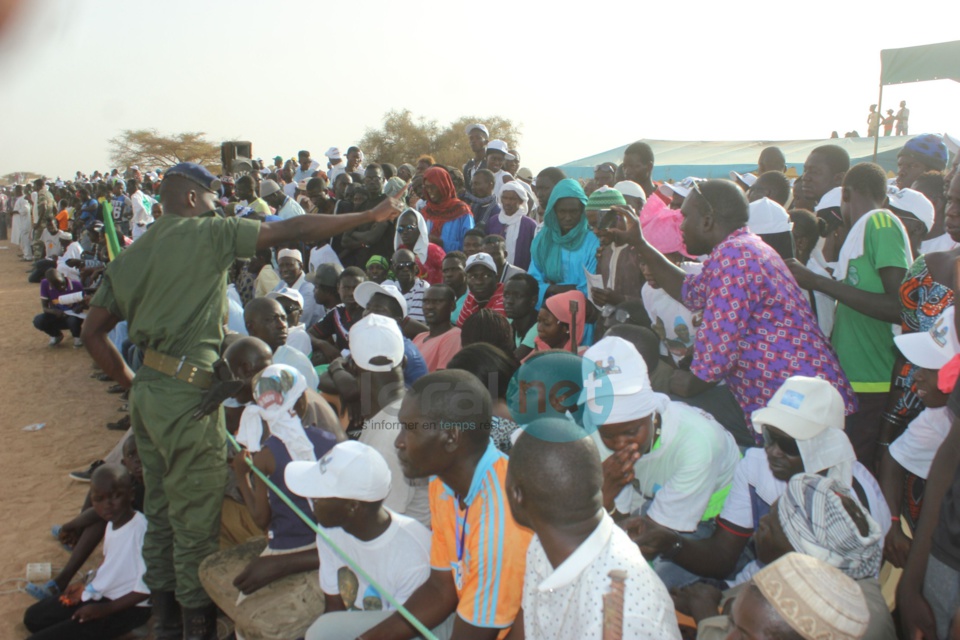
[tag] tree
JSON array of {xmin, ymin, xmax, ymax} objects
[
  {"xmin": 358, "ymin": 110, "xmax": 521, "ymax": 168},
  {"xmin": 108, "ymin": 129, "xmax": 222, "ymax": 172}
]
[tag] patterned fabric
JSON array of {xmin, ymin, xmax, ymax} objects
[
  {"xmin": 682, "ymin": 229, "xmax": 856, "ymax": 442},
  {"xmin": 236, "ymin": 264, "xmax": 257, "ymax": 307},
  {"xmin": 457, "ymin": 283, "xmax": 506, "ymax": 327},
  {"xmin": 893, "ymin": 254, "xmax": 955, "ymax": 416}
]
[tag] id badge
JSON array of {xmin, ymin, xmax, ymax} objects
[{"xmin": 452, "ymin": 560, "xmax": 464, "ymax": 591}]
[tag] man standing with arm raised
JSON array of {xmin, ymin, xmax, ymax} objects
[{"xmin": 81, "ymin": 162, "xmax": 404, "ymax": 639}]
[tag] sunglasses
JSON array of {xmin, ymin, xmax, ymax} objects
[
  {"xmin": 393, "ymin": 261, "xmax": 417, "ymax": 271},
  {"xmin": 396, "ymin": 224, "xmax": 418, "ymax": 233},
  {"xmin": 689, "ymin": 180, "xmax": 715, "ymax": 217},
  {"xmin": 762, "ymin": 426, "xmax": 801, "ymax": 457}
]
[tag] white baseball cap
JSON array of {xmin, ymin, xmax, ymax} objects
[
  {"xmin": 613, "ymin": 180, "xmax": 646, "ymax": 200},
  {"xmin": 267, "ymin": 286, "xmax": 304, "ymax": 308},
  {"xmin": 349, "ymin": 314, "xmax": 405, "ymax": 372},
  {"xmin": 285, "ymin": 441, "xmax": 392, "ymax": 502},
  {"xmin": 814, "ymin": 187, "xmax": 842, "ymax": 212},
  {"xmin": 486, "ymin": 140, "xmax": 516, "ymax": 160},
  {"xmin": 751, "ymin": 376, "xmax": 845, "ymax": 439},
  {"xmin": 579, "ymin": 337, "xmax": 668, "ymax": 424},
  {"xmin": 748, "ymin": 198, "xmax": 793, "ymax": 235},
  {"xmin": 894, "ymin": 306, "xmax": 960, "ymax": 370},
  {"xmin": 277, "ymin": 248, "xmax": 303, "ymax": 264},
  {"xmin": 888, "ymin": 188, "xmax": 935, "ymax": 232},
  {"xmin": 465, "ymin": 252, "xmax": 497, "ymax": 275},
  {"xmin": 465, "ymin": 123, "xmax": 489, "ymax": 137},
  {"xmin": 658, "ymin": 177, "xmax": 701, "ymax": 200},
  {"xmin": 353, "ymin": 281, "xmax": 407, "ymax": 318},
  {"xmin": 324, "ymin": 147, "xmax": 342, "ymax": 160},
  {"xmin": 730, "ymin": 171, "xmax": 757, "ymax": 188}
]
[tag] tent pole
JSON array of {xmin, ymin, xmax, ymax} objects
[{"xmin": 873, "ymin": 79, "xmax": 883, "ymax": 163}]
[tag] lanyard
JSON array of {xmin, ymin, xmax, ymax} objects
[{"xmin": 455, "ymin": 502, "xmax": 470, "ymax": 562}]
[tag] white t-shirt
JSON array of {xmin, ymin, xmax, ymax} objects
[
  {"xmin": 919, "ymin": 234, "xmax": 959, "ymax": 255},
  {"xmin": 359, "ymin": 401, "xmax": 431, "ymax": 528},
  {"xmin": 720, "ymin": 448, "xmax": 891, "ymax": 537},
  {"xmin": 287, "ymin": 325, "xmax": 312, "ymax": 357},
  {"xmin": 83, "ymin": 511, "xmax": 150, "ymax": 605},
  {"xmin": 591, "ymin": 402, "xmax": 740, "ymax": 532},
  {"xmin": 317, "ymin": 508, "xmax": 431, "ymax": 612},
  {"xmin": 890, "ymin": 407, "xmax": 951, "ymax": 479},
  {"xmin": 641, "ymin": 262, "xmax": 702, "ymax": 366},
  {"xmin": 522, "ymin": 514, "xmax": 681, "ymax": 640}
]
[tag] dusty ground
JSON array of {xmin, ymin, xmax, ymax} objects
[{"xmin": 0, "ymin": 238, "xmax": 125, "ymax": 637}]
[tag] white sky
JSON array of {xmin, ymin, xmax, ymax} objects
[{"xmin": 0, "ymin": 0, "xmax": 957, "ymax": 179}]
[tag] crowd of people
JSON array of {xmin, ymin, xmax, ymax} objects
[{"xmin": 4, "ymin": 124, "xmax": 960, "ymax": 640}]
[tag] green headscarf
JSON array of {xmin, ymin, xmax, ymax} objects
[
  {"xmin": 531, "ymin": 178, "xmax": 590, "ymax": 284},
  {"xmin": 365, "ymin": 255, "xmax": 394, "ymax": 281}
]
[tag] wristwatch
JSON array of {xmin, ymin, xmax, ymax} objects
[{"xmin": 661, "ymin": 534, "xmax": 684, "ymax": 560}]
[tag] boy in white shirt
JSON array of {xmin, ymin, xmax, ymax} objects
[
  {"xmin": 286, "ymin": 441, "xmax": 433, "ymax": 640},
  {"xmin": 23, "ymin": 464, "xmax": 150, "ymax": 639}
]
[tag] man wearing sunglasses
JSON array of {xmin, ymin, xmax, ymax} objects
[
  {"xmin": 636, "ymin": 376, "xmax": 890, "ymax": 584},
  {"xmin": 622, "ymin": 178, "xmax": 856, "ymax": 447},
  {"xmin": 384, "ymin": 248, "xmax": 429, "ymax": 323}
]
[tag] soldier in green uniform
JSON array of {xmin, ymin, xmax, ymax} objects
[{"xmin": 81, "ymin": 163, "xmax": 404, "ymax": 639}]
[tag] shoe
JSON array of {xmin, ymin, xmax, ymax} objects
[
  {"xmin": 120, "ymin": 390, "xmax": 129, "ymax": 401},
  {"xmin": 151, "ymin": 591, "xmax": 184, "ymax": 639},
  {"xmin": 106, "ymin": 384, "xmax": 124, "ymax": 394},
  {"xmin": 73, "ymin": 338, "xmax": 83, "ymax": 348},
  {"xmin": 118, "ymin": 404, "xmax": 129, "ymax": 413},
  {"xmin": 25, "ymin": 580, "xmax": 59, "ymax": 600},
  {"xmin": 94, "ymin": 372, "xmax": 112, "ymax": 381},
  {"xmin": 182, "ymin": 604, "xmax": 218, "ymax": 640},
  {"xmin": 48, "ymin": 334, "xmax": 64, "ymax": 347},
  {"xmin": 106, "ymin": 416, "xmax": 130, "ymax": 431},
  {"xmin": 69, "ymin": 459, "xmax": 105, "ymax": 482}
]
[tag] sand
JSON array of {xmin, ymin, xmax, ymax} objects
[{"xmin": 0, "ymin": 239, "xmax": 126, "ymax": 637}]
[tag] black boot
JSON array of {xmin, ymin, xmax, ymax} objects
[
  {"xmin": 183, "ymin": 604, "xmax": 218, "ymax": 640},
  {"xmin": 151, "ymin": 591, "xmax": 183, "ymax": 639}
]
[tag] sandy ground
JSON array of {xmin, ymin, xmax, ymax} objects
[{"xmin": 0, "ymin": 237, "xmax": 126, "ymax": 637}]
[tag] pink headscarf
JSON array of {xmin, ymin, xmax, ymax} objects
[{"xmin": 641, "ymin": 207, "xmax": 694, "ymax": 258}]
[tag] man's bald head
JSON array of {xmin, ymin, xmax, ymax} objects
[
  {"xmin": 758, "ymin": 147, "xmax": 787, "ymax": 174},
  {"xmin": 508, "ymin": 419, "xmax": 602, "ymax": 526},
  {"xmin": 243, "ymin": 297, "xmax": 288, "ymax": 352},
  {"xmin": 408, "ymin": 369, "xmax": 493, "ymax": 450},
  {"xmin": 224, "ymin": 336, "xmax": 274, "ymax": 402},
  {"xmin": 748, "ymin": 171, "xmax": 792, "ymax": 206}
]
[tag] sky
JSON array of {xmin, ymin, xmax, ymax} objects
[{"xmin": 0, "ymin": 0, "xmax": 957, "ymax": 179}]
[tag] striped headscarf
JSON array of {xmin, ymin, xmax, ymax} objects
[{"xmin": 778, "ymin": 474, "xmax": 882, "ymax": 580}]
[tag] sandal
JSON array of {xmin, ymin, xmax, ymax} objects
[
  {"xmin": 106, "ymin": 384, "xmax": 125, "ymax": 394},
  {"xmin": 25, "ymin": 580, "xmax": 59, "ymax": 601}
]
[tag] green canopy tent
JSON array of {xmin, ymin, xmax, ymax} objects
[{"xmin": 872, "ymin": 40, "xmax": 960, "ymax": 158}]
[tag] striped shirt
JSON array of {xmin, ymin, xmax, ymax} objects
[
  {"xmin": 385, "ymin": 278, "xmax": 430, "ymax": 323},
  {"xmin": 429, "ymin": 442, "xmax": 532, "ymax": 636}
]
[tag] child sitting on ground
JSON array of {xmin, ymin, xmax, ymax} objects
[
  {"xmin": 28, "ymin": 437, "xmax": 143, "ymax": 599},
  {"xmin": 23, "ymin": 464, "xmax": 151, "ymax": 640}
]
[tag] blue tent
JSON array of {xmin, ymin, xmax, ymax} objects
[{"xmin": 559, "ymin": 136, "xmax": 916, "ymax": 182}]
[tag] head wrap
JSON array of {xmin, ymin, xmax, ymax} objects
[
  {"xmin": 585, "ymin": 187, "xmax": 626, "ymax": 210},
  {"xmin": 531, "ymin": 179, "xmax": 591, "ymax": 284},
  {"xmin": 753, "ymin": 552, "xmax": 870, "ymax": 640},
  {"xmin": 399, "ymin": 163, "xmax": 416, "ymax": 177},
  {"xmin": 901, "ymin": 134, "xmax": 949, "ymax": 170},
  {"xmin": 421, "ymin": 166, "xmax": 472, "ymax": 224},
  {"xmin": 535, "ymin": 290, "xmax": 587, "ymax": 353},
  {"xmin": 395, "ymin": 207, "xmax": 430, "ymax": 266},
  {"xmin": 365, "ymin": 255, "xmax": 394, "ymax": 280},
  {"xmin": 496, "ymin": 182, "xmax": 529, "ymax": 264},
  {"xmin": 642, "ymin": 206, "xmax": 694, "ymax": 258},
  {"xmin": 237, "ymin": 365, "xmax": 316, "ymax": 463},
  {"xmin": 777, "ymin": 474, "xmax": 883, "ymax": 580}
]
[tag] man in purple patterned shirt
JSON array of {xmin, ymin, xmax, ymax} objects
[{"xmin": 620, "ymin": 179, "xmax": 856, "ymax": 444}]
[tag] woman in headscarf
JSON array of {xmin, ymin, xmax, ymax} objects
[
  {"xmin": 486, "ymin": 181, "xmax": 538, "ymax": 271},
  {"xmin": 528, "ymin": 178, "xmax": 600, "ymax": 304},
  {"xmin": 420, "ymin": 166, "xmax": 474, "ymax": 252},
  {"xmin": 526, "ymin": 290, "xmax": 589, "ymax": 359},
  {"xmin": 202, "ymin": 365, "xmax": 338, "ymax": 640},
  {"xmin": 394, "ymin": 208, "xmax": 445, "ymax": 285}
]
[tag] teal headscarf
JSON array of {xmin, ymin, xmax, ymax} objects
[{"xmin": 531, "ymin": 179, "xmax": 590, "ymax": 284}]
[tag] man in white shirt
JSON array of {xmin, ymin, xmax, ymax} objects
[
  {"xmin": 273, "ymin": 248, "xmax": 320, "ymax": 328},
  {"xmin": 261, "ymin": 179, "xmax": 305, "ymax": 220},
  {"xmin": 293, "ymin": 150, "xmax": 320, "ymax": 184},
  {"xmin": 384, "ymin": 248, "xmax": 429, "ymax": 323},
  {"xmin": 506, "ymin": 417, "xmax": 681, "ymax": 639},
  {"xmin": 286, "ymin": 441, "xmax": 433, "ymax": 640},
  {"xmin": 128, "ymin": 180, "xmax": 154, "ymax": 240},
  {"xmin": 580, "ymin": 337, "xmax": 740, "ymax": 589},
  {"xmin": 14, "ymin": 185, "xmax": 34, "ymax": 260},
  {"xmin": 350, "ymin": 315, "xmax": 431, "ymax": 526}
]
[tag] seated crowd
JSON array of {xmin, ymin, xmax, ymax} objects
[{"xmin": 9, "ymin": 128, "xmax": 960, "ymax": 640}]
